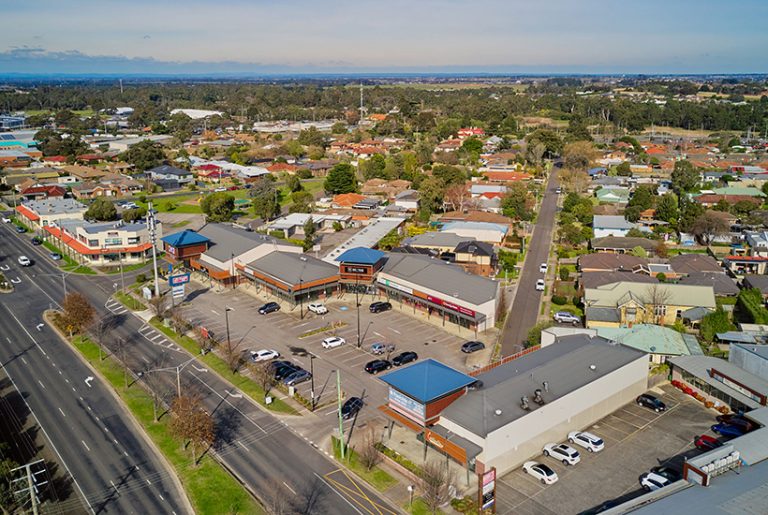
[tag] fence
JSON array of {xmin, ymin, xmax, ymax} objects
[{"xmin": 469, "ymin": 345, "xmax": 541, "ymax": 377}]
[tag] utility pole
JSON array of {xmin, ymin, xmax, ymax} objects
[
  {"xmin": 11, "ymin": 459, "xmax": 47, "ymax": 515},
  {"xmin": 359, "ymin": 82, "xmax": 364, "ymax": 124},
  {"xmin": 309, "ymin": 353, "xmax": 315, "ymax": 411},
  {"xmin": 355, "ymin": 276, "xmax": 361, "ymax": 348},
  {"xmin": 225, "ymin": 307, "xmax": 232, "ymax": 356},
  {"xmin": 299, "ymin": 278, "xmax": 304, "ymax": 320},
  {"xmin": 337, "ymin": 369, "xmax": 345, "ymax": 460},
  {"xmin": 119, "ymin": 249, "xmax": 125, "ymax": 292},
  {"xmin": 148, "ymin": 202, "xmax": 160, "ymax": 297}
]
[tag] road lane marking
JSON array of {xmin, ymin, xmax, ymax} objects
[
  {"xmin": 211, "ymin": 309, "xmax": 220, "ymax": 315},
  {"xmin": 2, "ymin": 305, "xmax": 46, "ymax": 355},
  {"xmin": 237, "ymin": 441, "xmax": 251, "ymax": 452},
  {"xmin": 37, "ymin": 380, "xmax": 46, "ymax": 390},
  {"xmin": 58, "ymin": 407, "xmax": 66, "ymax": 417},
  {"xmin": 314, "ymin": 472, "xmax": 365, "ymax": 515},
  {"xmin": 283, "ymin": 481, "xmax": 297, "ymax": 495},
  {"xmin": 81, "ymin": 440, "xmax": 90, "ymax": 451}
]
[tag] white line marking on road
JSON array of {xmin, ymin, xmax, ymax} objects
[
  {"xmin": 37, "ymin": 380, "xmax": 46, "ymax": 390},
  {"xmin": 81, "ymin": 440, "xmax": 90, "ymax": 451},
  {"xmin": 146, "ymin": 479, "xmax": 152, "ymax": 485},
  {"xmin": 391, "ymin": 328, "xmax": 401, "ymax": 334},
  {"xmin": 225, "ymin": 390, "xmax": 243, "ymax": 398},
  {"xmin": 373, "ymin": 331, "xmax": 384, "ymax": 338},
  {"xmin": 36, "ymin": 323, "xmax": 44, "ymax": 331},
  {"xmin": 124, "ymin": 451, "xmax": 129, "ymax": 457},
  {"xmin": 141, "ymin": 355, "xmax": 149, "ymax": 363},
  {"xmin": 10, "ymin": 277, "xmax": 20, "ymax": 284},
  {"xmin": 189, "ymin": 374, "xmax": 266, "ymax": 434},
  {"xmin": 158, "ymin": 494, "xmax": 165, "ymax": 501},
  {"xmin": 113, "ymin": 439, "xmax": 118, "ymax": 445},
  {"xmin": 150, "ymin": 334, "xmax": 162, "ymax": 341},
  {"xmin": 58, "ymin": 407, "xmax": 65, "ymax": 417},
  {"xmin": 192, "ymin": 365, "xmax": 208, "ymax": 372},
  {"xmin": 313, "ymin": 473, "xmax": 364, "ymax": 515},
  {"xmin": 85, "ymin": 376, "xmax": 94, "ymax": 387},
  {"xmin": 58, "ymin": 370, "xmax": 62, "ymax": 375},
  {"xmin": 21, "ymin": 357, "xmax": 27, "ymax": 365},
  {"xmin": 2, "ymin": 306, "xmax": 46, "ymax": 355},
  {"xmin": 237, "ymin": 441, "xmax": 251, "ymax": 452},
  {"xmin": 5, "ymin": 337, "xmax": 11, "ymax": 344},
  {"xmin": 283, "ymin": 481, "xmax": 297, "ymax": 495},
  {"xmin": 211, "ymin": 309, "xmax": 220, "ymax": 316},
  {"xmin": 110, "ymin": 480, "xmax": 119, "ymax": 494}
]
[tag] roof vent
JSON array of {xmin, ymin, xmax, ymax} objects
[
  {"xmin": 494, "ymin": 409, "xmax": 502, "ymax": 416},
  {"xmin": 520, "ymin": 396, "xmax": 530, "ymax": 411},
  {"xmin": 589, "ymin": 364, "xmax": 597, "ymax": 371}
]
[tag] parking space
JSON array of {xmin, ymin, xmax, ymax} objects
[{"xmin": 495, "ymin": 385, "xmax": 717, "ymax": 515}]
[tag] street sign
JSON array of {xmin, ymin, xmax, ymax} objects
[
  {"xmin": 478, "ymin": 467, "xmax": 496, "ymax": 513},
  {"xmin": 169, "ymin": 273, "xmax": 191, "ymax": 286},
  {"xmin": 172, "ymin": 284, "xmax": 185, "ymax": 299}
]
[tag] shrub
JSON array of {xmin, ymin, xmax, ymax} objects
[
  {"xmin": 551, "ymin": 295, "xmax": 567, "ymax": 305},
  {"xmin": 572, "ymin": 296, "xmax": 581, "ymax": 306},
  {"xmin": 136, "ymin": 273, "xmax": 147, "ymax": 284},
  {"xmin": 705, "ymin": 401, "xmax": 714, "ymax": 409},
  {"xmin": 559, "ymin": 268, "xmax": 570, "ymax": 281}
]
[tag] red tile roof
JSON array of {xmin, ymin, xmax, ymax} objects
[
  {"xmin": 15, "ymin": 204, "xmax": 39, "ymax": 221},
  {"xmin": 43, "ymin": 226, "xmax": 153, "ymax": 255},
  {"xmin": 20, "ymin": 185, "xmax": 66, "ymax": 197},
  {"xmin": 333, "ymin": 193, "xmax": 367, "ymax": 208}
]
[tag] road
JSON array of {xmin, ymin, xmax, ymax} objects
[
  {"xmin": 0, "ymin": 224, "xmax": 189, "ymax": 514},
  {"xmin": 3, "ymin": 224, "xmax": 398, "ymax": 514},
  {"xmin": 500, "ymin": 171, "xmax": 560, "ymax": 355}
]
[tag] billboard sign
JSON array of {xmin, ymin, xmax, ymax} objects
[
  {"xmin": 388, "ymin": 388, "xmax": 425, "ymax": 424},
  {"xmin": 427, "ymin": 295, "xmax": 476, "ymax": 318},
  {"xmin": 479, "ymin": 468, "xmax": 496, "ymax": 512},
  {"xmin": 169, "ymin": 273, "xmax": 191, "ymax": 286},
  {"xmin": 172, "ymin": 284, "xmax": 185, "ymax": 299},
  {"xmin": 382, "ymin": 279, "xmax": 413, "ymax": 295}
]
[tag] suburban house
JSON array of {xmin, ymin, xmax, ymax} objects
[
  {"xmin": 148, "ymin": 164, "xmax": 194, "ymax": 185},
  {"xmin": 20, "ymin": 184, "xmax": 67, "ymax": 201},
  {"xmin": 583, "ymin": 281, "xmax": 716, "ymax": 328},
  {"xmin": 266, "ymin": 213, "xmax": 351, "ymax": 238},
  {"xmin": 595, "ymin": 187, "xmax": 630, "ymax": 204},
  {"xmin": 406, "ymin": 232, "xmax": 474, "ymax": 253},
  {"xmin": 440, "ymin": 221, "xmax": 508, "ymax": 244},
  {"xmin": 592, "ymin": 215, "xmax": 642, "ymax": 238},
  {"xmin": 452, "ymin": 240, "xmax": 497, "ymax": 277},
  {"xmin": 591, "ymin": 236, "xmax": 660, "ymax": 256},
  {"xmin": 393, "ymin": 189, "xmax": 420, "ymax": 211},
  {"xmin": 745, "ymin": 231, "xmax": 768, "ymax": 257},
  {"xmin": 596, "ymin": 324, "xmax": 703, "ymax": 364}
]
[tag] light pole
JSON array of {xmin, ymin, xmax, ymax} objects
[
  {"xmin": 309, "ymin": 353, "xmax": 315, "ymax": 411},
  {"xmin": 299, "ymin": 278, "xmax": 304, "ymax": 320},
  {"xmin": 142, "ymin": 356, "xmax": 198, "ymax": 398},
  {"xmin": 355, "ymin": 276, "xmax": 361, "ymax": 348},
  {"xmin": 224, "ymin": 306, "xmax": 232, "ymax": 353}
]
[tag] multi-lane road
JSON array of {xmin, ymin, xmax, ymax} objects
[
  {"xmin": 0, "ymin": 222, "xmax": 189, "ymax": 514},
  {"xmin": 1, "ymin": 220, "xmax": 398, "ymax": 514}
]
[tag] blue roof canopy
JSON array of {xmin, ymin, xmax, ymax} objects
[
  {"xmin": 380, "ymin": 359, "xmax": 475, "ymax": 404},
  {"xmin": 335, "ymin": 247, "xmax": 385, "ymax": 265},
  {"xmin": 161, "ymin": 229, "xmax": 210, "ymax": 247}
]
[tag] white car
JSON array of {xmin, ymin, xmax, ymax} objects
[
  {"xmin": 1, "ymin": 216, "xmax": 10, "ymax": 223},
  {"xmin": 539, "ymin": 263, "xmax": 548, "ymax": 273},
  {"xmin": 542, "ymin": 443, "xmax": 581, "ymax": 466},
  {"xmin": 535, "ymin": 279, "xmax": 545, "ymax": 291},
  {"xmin": 522, "ymin": 461, "xmax": 558, "ymax": 485},
  {"xmin": 322, "ymin": 336, "xmax": 345, "ymax": 349},
  {"xmin": 568, "ymin": 431, "xmax": 604, "ymax": 453},
  {"xmin": 308, "ymin": 303, "xmax": 328, "ymax": 315},
  {"xmin": 640, "ymin": 472, "xmax": 670, "ymax": 492},
  {"xmin": 554, "ymin": 312, "xmax": 581, "ymax": 325},
  {"xmin": 250, "ymin": 349, "xmax": 279, "ymax": 362},
  {"xmin": 18, "ymin": 256, "xmax": 31, "ymax": 266}
]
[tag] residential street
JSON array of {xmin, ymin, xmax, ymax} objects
[{"xmin": 500, "ymin": 170, "xmax": 560, "ymax": 355}]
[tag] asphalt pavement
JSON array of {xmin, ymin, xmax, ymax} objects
[
  {"xmin": 0, "ymin": 224, "xmax": 189, "ymax": 514},
  {"xmin": 2, "ymin": 223, "xmax": 398, "ymax": 514},
  {"xmin": 500, "ymin": 171, "xmax": 560, "ymax": 355}
]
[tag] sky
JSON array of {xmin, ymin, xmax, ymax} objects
[{"xmin": 1, "ymin": 0, "xmax": 766, "ymax": 75}]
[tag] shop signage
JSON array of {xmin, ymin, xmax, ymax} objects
[
  {"xmin": 479, "ymin": 468, "xmax": 496, "ymax": 512},
  {"xmin": 383, "ymin": 279, "xmax": 413, "ymax": 295},
  {"xmin": 427, "ymin": 295, "xmax": 476, "ymax": 317},
  {"xmin": 172, "ymin": 284, "xmax": 185, "ymax": 299},
  {"xmin": 388, "ymin": 388, "xmax": 425, "ymax": 424},
  {"xmin": 343, "ymin": 265, "xmax": 368, "ymax": 274},
  {"xmin": 169, "ymin": 273, "xmax": 191, "ymax": 286}
]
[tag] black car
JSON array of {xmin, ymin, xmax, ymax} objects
[
  {"xmin": 341, "ymin": 397, "xmax": 364, "ymax": 420},
  {"xmin": 650, "ymin": 466, "xmax": 681, "ymax": 482},
  {"xmin": 364, "ymin": 359, "xmax": 392, "ymax": 374},
  {"xmin": 369, "ymin": 301, "xmax": 392, "ymax": 313},
  {"xmin": 392, "ymin": 351, "xmax": 418, "ymax": 367},
  {"xmin": 31, "ymin": 237, "xmax": 42, "ymax": 245},
  {"xmin": 461, "ymin": 341, "xmax": 485, "ymax": 353},
  {"xmin": 636, "ymin": 393, "xmax": 666, "ymax": 412},
  {"xmin": 258, "ymin": 302, "xmax": 280, "ymax": 315},
  {"xmin": 270, "ymin": 361, "xmax": 298, "ymax": 380},
  {"xmin": 15, "ymin": 226, "xmax": 25, "ymax": 233}
]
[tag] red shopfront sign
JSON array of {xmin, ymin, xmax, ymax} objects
[{"xmin": 427, "ymin": 295, "xmax": 476, "ymax": 318}]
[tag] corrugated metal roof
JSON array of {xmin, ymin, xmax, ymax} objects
[
  {"xmin": 244, "ymin": 251, "xmax": 338, "ymax": 286},
  {"xmin": 597, "ymin": 324, "xmax": 699, "ymax": 356},
  {"xmin": 379, "ymin": 359, "xmax": 475, "ymax": 404},
  {"xmin": 198, "ymin": 223, "xmax": 296, "ymax": 261},
  {"xmin": 670, "ymin": 355, "xmax": 768, "ymax": 409},
  {"xmin": 585, "ymin": 281, "xmax": 717, "ymax": 310}
]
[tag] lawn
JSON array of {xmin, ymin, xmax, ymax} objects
[
  {"xmin": 115, "ymin": 291, "xmax": 146, "ymax": 311},
  {"xmin": 331, "ymin": 437, "xmax": 397, "ymax": 492},
  {"xmin": 172, "ymin": 220, "xmax": 191, "ymax": 228},
  {"xmin": 70, "ymin": 335, "xmax": 263, "ymax": 515},
  {"xmin": 149, "ymin": 318, "xmax": 299, "ymax": 415},
  {"xmin": 550, "ymin": 303, "xmax": 584, "ymax": 317},
  {"xmin": 103, "ymin": 262, "xmax": 150, "ymax": 275},
  {"xmin": 42, "ymin": 240, "xmax": 97, "ymax": 274}
]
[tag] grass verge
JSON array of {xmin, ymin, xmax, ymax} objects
[
  {"xmin": 115, "ymin": 291, "xmax": 146, "ymax": 311},
  {"xmin": 69, "ymin": 334, "xmax": 263, "ymax": 514},
  {"xmin": 41, "ymin": 240, "xmax": 97, "ymax": 274},
  {"xmin": 102, "ymin": 262, "xmax": 150, "ymax": 274},
  {"xmin": 149, "ymin": 318, "xmax": 299, "ymax": 415},
  {"xmin": 331, "ymin": 437, "xmax": 397, "ymax": 492}
]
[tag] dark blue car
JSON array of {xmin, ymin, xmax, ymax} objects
[{"xmin": 711, "ymin": 423, "xmax": 746, "ymax": 437}]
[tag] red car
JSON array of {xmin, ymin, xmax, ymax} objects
[{"xmin": 694, "ymin": 435, "xmax": 722, "ymax": 451}]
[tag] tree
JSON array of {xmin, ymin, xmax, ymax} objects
[
  {"xmin": 90, "ymin": 314, "xmax": 116, "ymax": 361},
  {"xmin": 557, "ymin": 168, "xmax": 589, "ymax": 193},
  {"xmin": 286, "ymin": 174, "xmax": 302, "ymax": 193},
  {"xmin": 679, "ymin": 199, "xmax": 705, "ymax": 233},
  {"xmin": 122, "ymin": 206, "xmax": 147, "ymax": 222},
  {"xmin": 655, "ymin": 193, "xmax": 679, "ymax": 224},
  {"xmin": 645, "ymin": 284, "xmax": 672, "ymax": 324},
  {"xmin": 201, "ymin": 192, "xmax": 235, "ymax": 222},
  {"xmin": 615, "ymin": 161, "xmax": 632, "ymax": 176},
  {"xmin": 169, "ymin": 394, "xmax": 215, "ymax": 466},
  {"xmin": 417, "ymin": 176, "xmax": 446, "ymax": 217},
  {"xmin": 250, "ymin": 178, "xmax": 280, "ymax": 220},
  {"xmin": 360, "ymin": 154, "xmax": 387, "ymax": 180},
  {"xmin": 121, "ymin": 140, "xmax": 165, "ymax": 171},
  {"xmin": 501, "ymin": 182, "xmax": 533, "ymax": 221},
  {"xmin": 443, "ymin": 183, "xmax": 472, "ymax": 212},
  {"xmin": 631, "ymin": 246, "xmax": 648, "ymax": 258},
  {"xmin": 526, "ymin": 129, "xmax": 562, "ymax": 158},
  {"xmin": 250, "ymin": 361, "xmax": 275, "ymax": 399},
  {"xmin": 357, "ymin": 427, "xmax": 382, "ymax": 472},
  {"xmin": 655, "ymin": 241, "xmax": 669, "ymax": 258},
  {"xmin": 288, "ymin": 190, "xmax": 314, "ymax": 213},
  {"xmin": 85, "ymin": 197, "xmax": 117, "ymax": 221},
  {"xmin": 331, "ymin": 121, "xmax": 348, "ymax": 135},
  {"xmin": 571, "ymin": 202, "xmax": 593, "ymax": 225},
  {"xmin": 459, "ymin": 137, "xmax": 483, "ymax": 162},
  {"xmin": 62, "ymin": 292, "xmax": 95, "ymax": 334},
  {"xmin": 691, "ymin": 211, "xmax": 729, "ymax": 245},
  {"xmin": 671, "ymin": 160, "xmax": 699, "ymax": 194},
  {"xmin": 297, "ymin": 126, "xmax": 326, "ymax": 147},
  {"xmin": 560, "ymin": 223, "xmax": 586, "ymax": 246},
  {"xmin": 432, "ymin": 164, "xmax": 466, "ymax": 186},
  {"xmin": 420, "ymin": 460, "xmax": 455, "ymax": 514},
  {"xmin": 0, "ymin": 443, "xmax": 20, "ymax": 513},
  {"xmin": 627, "ymin": 184, "xmax": 656, "ymax": 211},
  {"xmin": 562, "ymin": 141, "xmax": 598, "ymax": 171},
  {"xmin": 700, "ymin": 308, "xmax": 735, "ymax": 343},
  {"xmin": 324, "ymin": 163, "xmax": 357, "ymax": 194},
  {"xmin": 148, "ymin": 293, "xmax": 167, "ymax": 319},
  {"xmin": 303, "ymin": 216, "xmax": 317, "ymax": 252}
]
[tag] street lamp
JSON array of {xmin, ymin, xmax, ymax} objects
[
  {"xmin": 299, "ymin": 278, "xmax": 304, "ymax": 320},
  {"xmin": 142, "ymin": 356, "xmax": 198, "ymax": 398},
  {"xmin": 355, "ymin": 276, "xmax": 361, "ymax": 348},
  {"xmin": 309, "ymin": 353, "xmax": 316, "ymax": 411},
  {"xmin": 224, "ymin": 306, "xmax": 232, "ymax": 353}
]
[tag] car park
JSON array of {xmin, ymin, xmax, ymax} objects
[
  {"xmin": 341, "ymin": 397, "xmax": 364, "ymax": 420},
  {"xmin": 258, "ymin": 302, "xmax": 280, "ymax": 315},
  {"xmin": 461, "ymin": 341, "xmax": 485, "ymax": 353},
  {"xmin": 322, "ymin": 336, "xmax": 345, "ymax": 349},
  {"xmin": 307, "ymin": 303, "xmax": 328, "ymax": 315},
  {"xmin": 17, "ymin": 256, "xmax": 31, "ymax": 266},
  {"xmin": 522, "ymin": 461, "xmax": 558, "ymax": 485},
  {"xmin": 250, "ymin": 349, "xmax": 279, "ymax": 362},
  {"xmin": 540, "ymin": 263, "xmax": 548, "ymax": 273},
  {"xmin": 283, "ymin": 369, "xmax": 312, "ymax": 386},
  {"xmin": 364, "ymin": 359, "xmax": 391, "ymax": 374},
  {"xmin": 369, "ymin": 301, "xmax": 392, "ymax": 313},
  {"xmin": 650, "ymin": 466, "xmax": 681, "ymax": 482},
  {"xmin": 567, "ymin": 431, "xmax": 604, "ymax": 453},
  {"xmin": 694, "ymin": 434, "xmax": 722, "ymax": 451},
  {"xmin": 535, "ymin": 279, "xmax": 545, "ymax": 291},
  {"xmin": 639, "ymin": 472, "xmax": 670, "ymax": 492},
  {"xmin": 49, "ymin": 253, "xmax": 62, "ymax": 261},
  {"xmin": 542, "ymin": 443, "xmax": 581, "ymax": 466},
  {"xmin": 711, "ymin": 423, "xmax": 746, "ymax": 437},
  {"xmin": 554, "ymin": 311, "xmax": 580, "ymax": 325},
  {"xmin": 370, "ymin": 342, "xmax": 395, "ymax": 355},
  {"xmin": 392, "ymin": 351, "xmax": 418, "ymax": 366},
  {"xmin": 636, "ymin": 393, "xmax": 666, "ymax": 412}
]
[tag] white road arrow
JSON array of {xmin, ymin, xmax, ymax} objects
[
  {"xmin": 85, "ymin": 376, "xmax": 94, "ymax": 387},
  {"xmin": 36, "ymin": 323, "xmax": 44, "ymax": 332},
  {"xmin": 225, "ymin": 390, "xmax": 243, "ymax": 399},
  {"xmin": 10, "ymin": 277, "xmax": 20, "ymax": 284},
  {"xmin": 191, "ymin": 365, "xmax": 208, "ymax": 373}
]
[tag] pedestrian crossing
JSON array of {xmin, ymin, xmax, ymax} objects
[{"xmin": 104, "ymin": 297, "xmax": 127, "ymax": 315}]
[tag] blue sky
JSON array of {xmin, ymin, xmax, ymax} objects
[{"xmin": 1, "ymin": 0, "xmax": 766, "ymax": 74}]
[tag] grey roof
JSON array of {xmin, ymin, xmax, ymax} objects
[
  {"xmin": 390, "ymin": 245, "xmax": 438, "ymax": 257},
  {"xmin": 743, "ymin": 274, "xmax": 768, "ymax": 294},
  {"xmin": 592, "ymin": 215, "xmax": 636, "ymax": 230},
  {"xmin": 735, "ymin": 343, "xmax": 768, "ymax": 360},
  {"xmin": 149, "ymin": 164, "xmax": 191, "ymax": 176},
  {"xmin": 60, "ymin": 218, "xmax": 148, "ymax": 234},
  {"xmin": 379, "ymin": 253, "xmax": 498, "ymax": 306},
  {"xmin": 669, "ymin": 253, "xmax": 723, "ymax": 275},
  {"xmin": 715, "ymin": 331, "xmax": 758, "ymax": 344},
  {"xmin": 406, "ymin": 232, "xmax": 475, "ymax": 248},
  {"xmin": 679, "ymin": 272, "xmax": 739, "ymax": 296},
  {"xmin": 591, "ymin": 236, "xmax": 658, "ymax": 251},
  {"xmin": 585, "ymin": 306, "xmax": 621, "ymax": 322},
  {"xmin": 198, "ymin": 223, "xmax": 296, "ymax": 261},
  {"xmin": 670, "ymin": 355, "xmax": 768, "ymax": 409},
  {"xmin": 682, "ymin": 306, "xmax": 711, "ymax": 321},
  {"xmin": 244, "ymin": 251, "xmax": 338, "ymax": 286},
  {"xmin": 453, "ymin": 240, "xmax": 494, "ymax": 257},
  {"xmin": 440, "ymin": 335, "xmax": 646, "ymax": 437},
  {"xmin": 23, "ymin": 198, "xmax": 87, "ymax": 216},
  {"xmin": 322, "ymin": 217, "xmax": 406, "ymax": 263},
  {"xmin": 580, "ymin": 271, "xmax": 657, "ymax": 290},
  {"xmin": 578, "ymin": 252, "xmax": 646, "ymax": 271}
]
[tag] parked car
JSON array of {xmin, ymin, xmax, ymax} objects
[
  {"xmin": 17, "ymin": 256, "xmax": 31, "ymax": 266},
  {"xmin": 214, "ymin": 187, "xmax": 227, "ymax": 192},
  {"xmin": 711, "ymin": 423, "xmax": 746, "ymax": 437},
  {"xmin": 554, "ymin": 312, "xmax": 580, "ymax": 325},
  {"xmin": 535, "ymin": 279, "xmax": 545, "ymax": 291},
  {"xmin": 567, "ymin": 431, "xmax": 604, "ymax": 453},
  {"xmin": 271, "ymin": 361, "xmax": 298, "ymax": 381},
  {"xmin": 636, "ymin": 393, "xmax": 666, "ymax": 412},
  {"xmin": 694, "ymin": 434, "xmax": 722, "ymax": 451},
  {"xmin": 341, "ymin": 397, "xmax": 364, "ymax": 420},
  {"xmin": 31, "ymin": 237, "xmax": 42, "ymax": 246},
  {"xmin": 650, "ymin": 466, "xmax": 681, "ymax": 482},
  {"xmin": 555, "ymin": 187, "xmax": 562, "ymax": 195},
  {"xmin": 307, "ymin": 303, "xmax": 328, "ymax": 315},
  {"xmin": 539, "ymin": 263, "xmax": 548, "ymax": 273},
  {"xmin": 640, "ymin": 472, "xmax": 670, "ymax": 492},
  {"xmin": 715, "ymin": 417, "xmax": 755, "ymax": 432},
  {"xmin": 364, "ymin": 359, "xmax": 392, "ymax": 374},
  {"xmin": 1, "ymin": 216, "xmax": 10, "ymax": 223},
  {"xmin": 283, "ymin": 369, "xmax": 312, "ymax": 386},
  {"xmin": 15, "ymin": 226, "xmax": 25, "ymax": 233},
  {"xmin": 392, "ymin": 351, "xmax": 418, "ymax": 366},
  {"xmin": 371, "ymin": 342, "xmax": 395, "ymax": 355},
  {"xmin": 250, "ymin": 349, "xmax": 279, "ymax": 362},
  {"xmin": 258, "ymin": 302, "xmax": 280, "ymax": 315},
  {"xmin": 542, "ymin": 443, "xmax": 581, "ymax": 466},
  {"xmin": 461, "ymin": 341, "xmax": 485, "ymax": 353},
  {"xmin": 369, "ymin": 301, "xmax": 392, "ymax": 313},
  {"xmin": 716, "ymin": 413, "xmax": 744, "ymax": 424},
  {"xmin": 49, "ymin": 252, "xmax": 62, "ymax": 261},
  {"xmin": 522, "ymin": 461, "xmax": 558, "ymax": 485},
  {"xmin": 322, "ymin": 336, "xmax": 345, "ymax": 349}
]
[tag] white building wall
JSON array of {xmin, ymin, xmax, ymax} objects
[
  {"xmin": 200, "ymin": 243, "xmax": 302, "ymax": 275},
  {"xmin": 593, "ymin": 227, "xmax": 630, "ymax": 239},
  {"xmin": 441, "ymin": 227, "xmax": 504, "ymax": 244}
]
